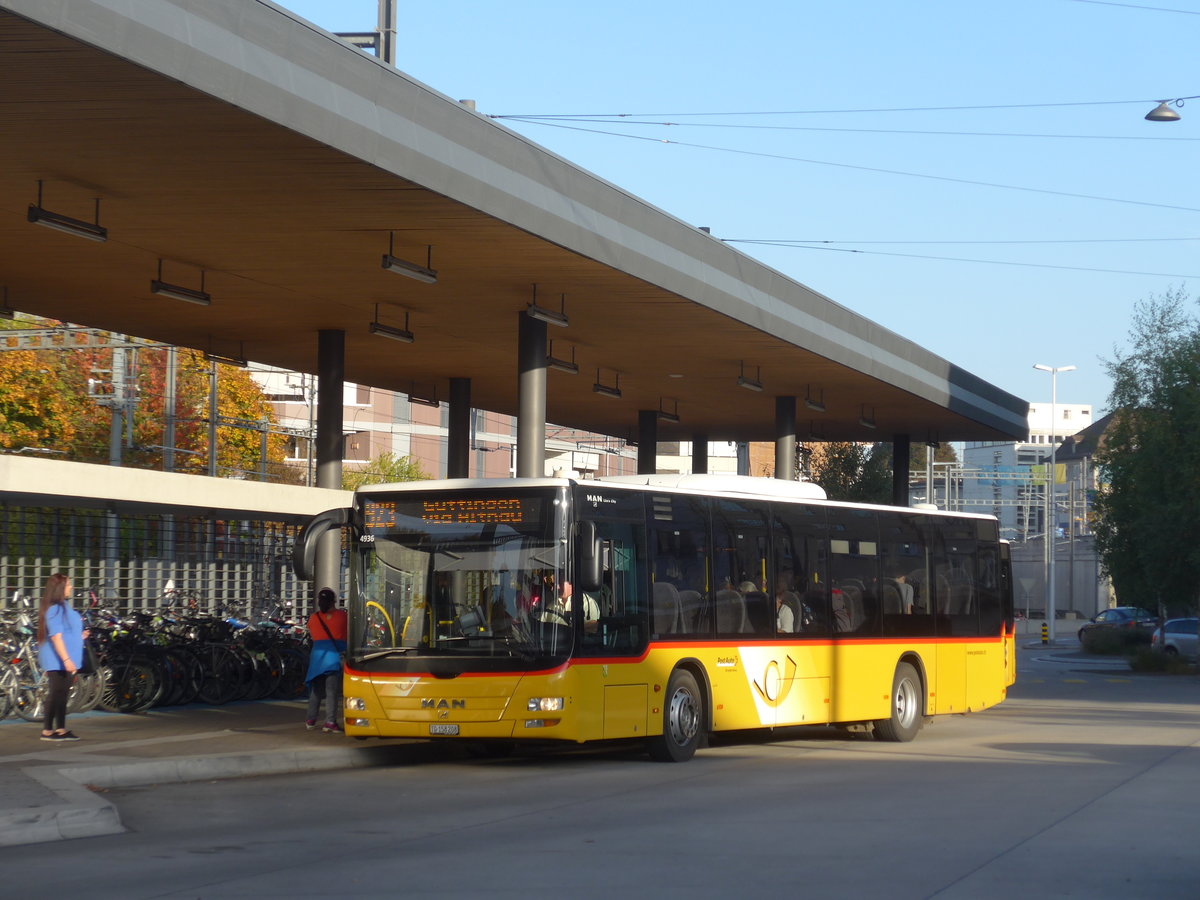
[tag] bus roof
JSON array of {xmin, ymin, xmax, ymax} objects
[{"xmin": 353, "ymin": 475, "xmax": 996, "ymax": 522}]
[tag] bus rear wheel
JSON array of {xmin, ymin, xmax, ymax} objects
[
  {"xmin": 648, "ymin": 669, "xmax": 703, "ymax": 762},
  {"xmin": 873, "ymin": 662, "xmax": 923, "ymax": 742}
]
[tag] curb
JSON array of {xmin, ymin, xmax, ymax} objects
[{"xmin": 0, "ymin": 744, "xmax": 405, "ymax": 848}]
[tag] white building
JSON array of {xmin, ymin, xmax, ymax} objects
[{"xmin": 960, "ymin": 403, "xmax": 1093, "ymax": 541}]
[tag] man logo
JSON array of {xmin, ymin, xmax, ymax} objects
[{"xmin": 421, "ymin": 699, "xmax": 466, "ymax": 710}]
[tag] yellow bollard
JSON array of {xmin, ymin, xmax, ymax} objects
[{"xmin": 1041, "ymin": 621, "xmax": 1048, "ymax": 644}]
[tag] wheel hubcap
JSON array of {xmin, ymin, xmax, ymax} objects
[
  {"xmin": 668, "ymin": 687, "xmax": 699, "ymax": 745},
  {"xmin": 895, "ymin": 678, "xmax": 916, "ymax": 728}
]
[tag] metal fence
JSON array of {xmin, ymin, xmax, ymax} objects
[{"xmin": 1, "ymin": 505, "xmax": 339, "ymax": 620}]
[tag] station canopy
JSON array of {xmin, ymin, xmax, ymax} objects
[{"xmin": 0, "ymin": 0, "xmax": 1028, "ymax": 445}]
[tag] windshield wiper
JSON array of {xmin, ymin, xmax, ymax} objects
[{"xmin": 358, "ymin": 648, "xmax": 419, "ymax": 661}]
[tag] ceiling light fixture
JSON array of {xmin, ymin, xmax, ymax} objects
[
  {"xmin": 369, "ymin": 304, "xmax": 414, "ymax": 343},
  {"xmin": 526, "ymin": 285, "xmax": 569, "ymax": 327},
  {"xmin": 381, "ymin": 234, "xmax": 437, "ymax": 283},
  {"xmin": 546, "ymin": 340, "xmax": 579, "ymax": 374},
  {"xmin": 408, "ymin": 385, "xmax": 440, "ymax": 408},
  {"xmin": 804, "ymin": 385, "xmax": 826, "ymax": 413},
  {"xmin": 205, "ymin": 350, "xmax": 248, "ymax": 368},
  {"xmin": 593, "ymin": 369, "xmax": 622, "ymax": 399},
  {"xmin": 657, "ymin": 398, "xmax": 680, "ymax": 424},
  {"xmin": 151, "ymin": 260, "xmax": 211, "ymax": 306},
  {"xmin": 859, "ymin": 405, "xmax": 877, "ymax": 429},
  {"xmin": 28, "ymin": 181, "xmax": 107, "ymax": 242},
  {"xmin": 737, "ymin": 361, "xmax": 763, "ymax": 392}
]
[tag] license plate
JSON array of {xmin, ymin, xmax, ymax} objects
[{"xmin": 429, "ymin": 723, "xmax": 459, "ymax": 736}]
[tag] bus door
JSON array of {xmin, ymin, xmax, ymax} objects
[{"xmin": 575, "ymin": 489, "xmax": 649, "ymax": 741}]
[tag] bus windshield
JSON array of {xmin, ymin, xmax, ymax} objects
[{"xmin": 350, "ymin": 488, "xmax": 573, "ymax": 665}]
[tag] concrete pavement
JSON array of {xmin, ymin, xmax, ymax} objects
[
  {"xmin": 0, "ymin": 699, "xmax": 416, "ymax": 847},
  {"xmin": 0, "ymin": 641, "xmax": 1157, "ymax": 849}
]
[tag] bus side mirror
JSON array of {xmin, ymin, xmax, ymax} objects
[
  {"xmin": 293, "ymin": 507, "xmax": 352, "ymax": 581},
  {"xmin": 575, "ymin": 521, "xmax": 602, "ymax": 592}
]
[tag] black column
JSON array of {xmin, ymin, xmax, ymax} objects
[
  {"xmin": 892, "ymin": 434, "xmax": 911, "ymax": 507},
  {"xmin": 691, "ymin": 434, "xmax": 709, "ymax": 474},
  {"xmin": 447, "ymin": 377, "xmax": 471, "ymax": 478},
  {"xmin": 775, "ymin": 396, "xmax": 797, "ymax": 480},
  {"xmin": 637, "ymin": 410, "xmax": 657, "ymax": 475},
  {"xmin": 516, "ymin": 312, "xmax": 547, "ymax": 478},
  {"xmin": 315, "ymin": 329, "xmax": 345, "ymax": 599}
]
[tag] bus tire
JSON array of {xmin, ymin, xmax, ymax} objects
[
  {"xmin": 648, "ymin": 668, "xmax": 703, "ymax": 762},
  {"xmin": 873, "ymin": 662, "xmax": 923, "ymax": 743}
]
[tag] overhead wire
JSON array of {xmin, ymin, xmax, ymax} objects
[
  {"xmin": 503, "ymin": 118, "xmax": 1200, "ymax": 215},
  {"xmin": 721, "ymin": 240, "xmax": 1200, "ymax": 278}
]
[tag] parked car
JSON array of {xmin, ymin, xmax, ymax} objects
[
  {"xmin": 1077, "ymin": 606, "xmax": 1156, "ymax": 642},
  {"xmin": 1150, "ymin": 618, "xmax": 1199, "ymax": 659}
]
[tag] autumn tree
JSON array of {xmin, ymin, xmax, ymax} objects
[{"xmin": 0, "ymin": 318, "xmax": 292, "ymax": 481}]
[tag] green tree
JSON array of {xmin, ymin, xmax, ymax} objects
[
  {"xmin": 1093, "ymin": 287, "xmax": 1200, "ymax": 616},
  {"xmin": 342, "ymin": 450, "xmax": 430, "ymax": 491},
  {"xmin": 810, "ymin": 441, "xmax": 893, "ymax": 504},
  {"xmin": 909, "ymin": 440, "xmax": 958, "ymax": 472}
]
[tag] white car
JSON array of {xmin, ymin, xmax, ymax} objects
[{"xmin": 1150, "ymin": 618, "xmax": 1198, "ymax": 660}]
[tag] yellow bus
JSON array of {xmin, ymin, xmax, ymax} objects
[{"xmin": 295, "ymin": 474, "xmax": 1015, "ymax": 762}]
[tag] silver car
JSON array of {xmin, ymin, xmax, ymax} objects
[{"xmin": 1150, "ymin": 618, "xmax": 1198, "ymax": 660}]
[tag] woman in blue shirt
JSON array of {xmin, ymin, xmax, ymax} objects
[{"xmin": 37, "ymin": 573, "xmax": 85, "ymax": 742}]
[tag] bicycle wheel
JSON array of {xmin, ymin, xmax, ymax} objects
[
  {"xmin": 101, "ymin": 656, "xmax": 163, "ymax": 713},
  {"xmin": 68, "ymin": 670, "xmax": 106, "ymax": 714},
  {"xmin": 12, "ymin": 679, "xmax": 44, "ymax": 722},
  {"xmin": 196, "ymin": 644, "xmax": 243, "ymax": 705}
]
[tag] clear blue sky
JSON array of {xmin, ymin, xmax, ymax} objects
[{"xmin": 277, "ymin": 0, "xmax": 1200, "ymax": 418}]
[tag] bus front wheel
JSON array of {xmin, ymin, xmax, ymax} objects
[
  {"xmin": 873, "ymin": 662, "xmax": 923, "ymax": 742},
  {"xmin": 648, "ymin": 669, "xmax": 703, "ymax": 762}
]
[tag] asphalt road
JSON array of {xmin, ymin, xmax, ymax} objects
[{"xmin": 3, "ymin": 647, "xmax": 1197, "ymax": 900}]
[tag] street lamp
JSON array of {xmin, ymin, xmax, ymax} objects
[{"xmin": 1033, "ymin": 363, "xmax": 1075, "ymax": 643}]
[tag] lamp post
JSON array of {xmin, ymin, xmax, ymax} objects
[{"xmin": 1034, "ymin": 363, "xmax": 1075, "ymax": 642}]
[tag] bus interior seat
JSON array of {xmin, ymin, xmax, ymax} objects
[
  {"xmin": 653, "ymin": 581, "xmax": 681, "ymax": 635},
  {"xmin": 714, "ymin": 589, "xmax": 747, "ymax": 633},
  {"xmin": 677, "ymin": 589, "xmax": 707, "ymax": 633},
  {"xmin": 743, "ymin": 591, "xmax": 772, "ymax": 634},
  {"xmin": 880, "ymin": 582, "xmax": 903, "ymax": 615}
]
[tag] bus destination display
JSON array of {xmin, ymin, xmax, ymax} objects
[
  {"xmin": 362, "ymin": 497, "xmax": 533, "ymax": 531},
  {"xmin": 421, "ymin": 498, "xmax": 526, "ymax": 524}
]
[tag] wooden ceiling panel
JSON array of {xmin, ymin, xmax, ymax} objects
[{"xmin": 0, "ymin": 7, "xmax": 1022, "ymax": 445}]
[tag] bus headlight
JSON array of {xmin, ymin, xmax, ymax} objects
[
  {"xmin": 347, "ymin": 718, "xmax": 370, "ymax": 728},
  {"xmin": 345, "ymin": 697, "xmax": 367, "ymax": 711},
  {"xmin": 527, "ymin": 697, "xmax": 564, "ymax": 712}
]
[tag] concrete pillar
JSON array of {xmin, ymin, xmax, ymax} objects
[
  {"xmin": 775, "ymin": 396, "xmax": 797, "ymax": 480},
  {"xmin": 447, "ymin": 377, "xmax": 471, "ymax": 478},
  {"xmin": 315, "ymin": 329, "xmax": 344, "ymax": 596},
  {"xmin": 516, "ymin": 312, "xmax": 546, "ymax": 478},
  {"xmin": 691, "ymin": 434, "xmax": 709, "ymax": 474},
  {"xmin": 637, "ymin": 410, "xmax": 657, "ymax": 475},
  {"xmin": 892, "ymin": 433, "xmax": 911, "ymax": 507}
]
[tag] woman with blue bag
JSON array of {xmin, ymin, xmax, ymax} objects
[{"xmin": 304, "ymin": 587, "xmax": 347, "ymax": 733}]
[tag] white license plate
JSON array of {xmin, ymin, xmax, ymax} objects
[{"xmin": 429, "ymin": 723, "xmax": 459, "ymax": 736}]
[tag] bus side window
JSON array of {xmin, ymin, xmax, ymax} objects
[
  {"xmin": 648, "ymin": 495, "xmax": 711, "ymax": 639},
  {"xmin": 578, "ymin": 523, "xmax": 648, "ymax": 655},
  {"xmin": 772, "ymin": 502, "xmax": 830, "ymax": 638},
  {"xmin": 828, "ymin": 508, "xmax": 881, "ymax": 638}
]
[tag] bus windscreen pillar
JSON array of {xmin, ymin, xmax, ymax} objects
[
  {"xmin": 315, "ymin": 329, "xmax": 345, "ymax": 599},
  {"xmin": 516, "ymin": 312, "xmax": 547, "ymax": 479},
  {"xmin": 447, "ymin": 378, "xmax": 471, "ymax": 478},
  {"xmin": 892, "ymin": 434, "xmax": 911, "ymax": 507},
  {"xmin": 775, "ymin": 396, "xmax": 797, "ymax": 480}
]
